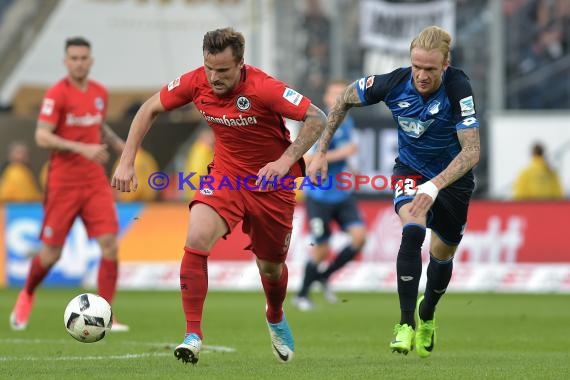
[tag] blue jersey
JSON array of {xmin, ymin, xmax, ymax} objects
[
  {"xmin": 356, "ymin": 66, "xmax": 479, "ymax": 180},
  {"xmin": 305, "ymin": 115, "xmax": 356, "ymax": 203}
]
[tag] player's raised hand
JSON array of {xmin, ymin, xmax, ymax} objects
[
  {"xmin": 111, "ymin": 163, "xmax": 137, "ymax": 192},
  {"xmin": 80, "ymin": 143, "xmax": 109, "ymax": 164},
  {"xmin": 307, "ymin": 152, "xmax": 327, "ymax": 185}
]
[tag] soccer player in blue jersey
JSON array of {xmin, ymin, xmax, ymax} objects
[
  {"xmin": 294, "ymin": 79, "xmax": 367, "ymax": 311},
  {"xmin": 307, "ymin": 26, "xmax": 480, "ymax": 358}
]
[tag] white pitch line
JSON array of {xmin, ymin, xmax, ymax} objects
[
  {"xmin": 0, "ymin": 338, "xmax": 236, "ymax": 356},
  {"xmin": 0, "ymin": 338, "xmax": 70, "ymax": 344},
  {"xmin": 0, "ymin": 353, "xmax": 172, "ymax": 362}
]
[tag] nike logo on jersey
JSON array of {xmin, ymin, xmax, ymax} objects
[{"xmin": 400, "ymin": 276, "xmax": 414, "ymax": 281}]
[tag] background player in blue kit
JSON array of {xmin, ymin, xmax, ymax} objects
[
  {"xmin": 294, "ymin": 79, "xmax": 366, "ymax": 311},
  {"xmin": 307, "ymin": 26, "xmax": 481, "ymax": 358}
]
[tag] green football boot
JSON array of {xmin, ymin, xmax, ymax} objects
[
  {"xmin": 415, "ymin": 295, "xmax": 436, "ymax": 358},
  {"xmin": 390, "ymin": 323, "xmax": 415, "ymax": 355}
]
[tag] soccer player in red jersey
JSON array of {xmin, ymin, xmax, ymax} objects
[
  {"xmin": 112, "ymin": 27, "xmax": 327, "ymax": 364},
  {"xmin": 9, "ymin": 37, "xmax": 129, "ymax": 332}
]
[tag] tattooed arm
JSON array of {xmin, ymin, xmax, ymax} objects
[
  {"xmin": 256, "ymin": 103, "xmax": 327, "ymax": 184},
  {"xmin": 408, "ymin": 127, "xmax": 480, "ymax": 217},
  {"xmin": 282, "ymin": 104, "xmax": 327, "ymax": 165},
  {"xmin": 307, "ymin": 81, "xmax": 363, "ymax": 182},
  {"xmin": 317, "ymin": 81, "xmax": 363, "ymax": 154},
  {"xmin": 431, "ymin": 127, "xmax": 481, "ymax": 189}
]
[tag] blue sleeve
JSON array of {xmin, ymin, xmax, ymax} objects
[
  {"xmin": 356, "ymin": 67, "xmax": 410, "ymax": 105},
  {"xmin": 445, "ymin": 69, "xmax": 480, "ymax": 130}
]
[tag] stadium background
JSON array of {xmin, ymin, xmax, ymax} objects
[{"xmin": 0, "ymin": 0, "xmax": 569, "ymax": 293}]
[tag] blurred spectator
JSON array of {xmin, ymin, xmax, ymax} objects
[
  {"xmin": 0, "ymin": 141, "xmax": 42, "ymax": 202},
  {"xmin": 513, "ymin": 142, "xmax": 564, "ymax": 199},
  {"xmin": 505, "ymin": 0, "xmax": 570, "ymax": 109},
  {"xmin": 112, "ymin": 148, "xmax": 160, "ymax": 202},
  {"xmin": 521, "ymin": 0, "xmax": 565, "ymax": 73},
  {"xmin": 183, "ymin": 128, "xmax": 214, "ymax": 200},
  {"xmin": 299, "ymin": 0, "xmax": 330, "ymax": 109}
]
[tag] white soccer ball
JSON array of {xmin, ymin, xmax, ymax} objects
[{"xmin": 64, "ymin": 293, "xmax": 113, "ymax": 343}]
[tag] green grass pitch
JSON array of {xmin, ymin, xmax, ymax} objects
[{"xmin": 1, "ymin": 289, "xmax": 569, "ymax": 379}]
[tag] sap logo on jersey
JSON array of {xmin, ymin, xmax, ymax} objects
[
  {"xmin": 397, "ymin": 116, "xmax": 434, "ymax": 138},
  {"xmin": 282, "ymin": 88, "xmax": 302, "ymax": 106}
]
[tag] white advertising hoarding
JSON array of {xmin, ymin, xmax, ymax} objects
[
  {"xmin": 0, "ymin": 0, "xmax": 275, "ymax": 103},
  {"xmin": 360, "ymin": 0, "xmax": 455, "ymax": 53},
  {"xmin": 489, "ymin": 112, "xmax": 570, "ymax": 199}
]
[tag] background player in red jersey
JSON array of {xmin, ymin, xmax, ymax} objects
[
  {"xmin": 112, "ymin": 27, "xmax": 327, "ymax": 364},
  {"xmin": 10, "ymin": 37, "xmax": 129, "ymax": 332}
]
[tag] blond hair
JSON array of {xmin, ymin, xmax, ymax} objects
[{"xmin": 410, "ymin": 26, "xmax": 452, "ymax": 63}]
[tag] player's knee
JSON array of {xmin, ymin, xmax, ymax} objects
[
  {"xmin": 256, "ymin": 259, "xmax": 283, "ymax": 281},
  {"xmin": 430, "ymin": 233, "xmax": 457, "ymax": 261},
  {"xmin": 185, "ymin": 233, "xmax": 216, "ymax": 252},
  {"xmin": 311, "ymin": 244, "xmax": 329, "ymax": 262},
  {"xmin": 40, "ymin": 245, "xmax": 63, "ymax": 266},
  {"xmin": 98, "ymin": 236, "xmax": 118, "ymax": 259},
  {"xmin": 185, "ymin": 224, "xmax": 224, "ymax": 251},
  {"xmin": 349, "ymin": 226, "xmax": 367, "ymax": 250}
]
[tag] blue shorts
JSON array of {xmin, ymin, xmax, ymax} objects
[
  {"xmin": 392, "ymin": 159, "xmax": 474, "ymax": 245},
  {"xmin": 305, "ymin": 195, "xmax": 364, "ymax": 244}
]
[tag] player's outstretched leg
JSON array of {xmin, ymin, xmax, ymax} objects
[
  {"xmin": 318, "ymin": 276, "xmax": 338, "ymax": 304},
  {"xmin": 10, "ymin": 290, "xmax": 35, "ymax": 331},
  {"xmin": 267, "ymin": 314, "xmax": 295, "ymax": 363},
  {"xmin": 110, "ymin": 318, "xmax": 130, "ymax": 332},
  {"xmin": 174, "ymin": 333, "xmax": 202, "ymax": 365},
  {"xmin": 415, "ymin": 295, "xmax": 436, "ymax": 358},
  {"xmin": 292, "ymin": 295, "xmax": 315, "ymax": 311},
  {"xmin": 390, "ymin": 323, "xmax": 415, "ymax": 355},
  {"xmin": 294, "ymin": 260, "xmax": 318, "ymax": 311}
]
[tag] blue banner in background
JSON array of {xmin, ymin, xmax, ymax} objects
[{"xmin": 5, "ymin": 203, "xmax": 144, "ymax": 287}]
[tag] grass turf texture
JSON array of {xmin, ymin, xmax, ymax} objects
[{"xmin": 1, "ymin": 289, "xmax": 569, "ymax": 379}]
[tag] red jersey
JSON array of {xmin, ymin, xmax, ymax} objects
[
  {"xmin": 38, "ymin": 78, "xmax": 108, "ymax": 187},
  {"xmin": 159, "ymin": 65, "xmax": 311, "ymax": 182}
]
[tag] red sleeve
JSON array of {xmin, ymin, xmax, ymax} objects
[
  {"xmin": 159, "ymin": 70, "xmax": 196, "ymax": 111},
  {"xmin": 38, "ymin": 85, "xmax": 64, "ymax": 125},
  {"xmin": 257, "ymin": 76, "xmax": 311, "ymax": 121}
]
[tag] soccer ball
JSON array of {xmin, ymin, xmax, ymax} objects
[{"xmin": 64, "ymin": 293, "xmax": 113, "ymax": 343}]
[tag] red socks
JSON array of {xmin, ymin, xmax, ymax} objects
[
  {"xmin": 180, "ymin": 247, "xmax": 209, "ymax": 339},
  {"xmin": 98, "ymin": 257, "xmax": 118, "ymax": 305},
  {"xmin": 24, "ymin": 255, "xmax": 51, "ymax": 295},
  {"xmin": 261, "ymin": 264, "xmax": 288, "ymax": 323}
]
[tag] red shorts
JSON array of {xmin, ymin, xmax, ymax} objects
[
  {"xmin": 40, "ymin": 182, "xmax": 119, "ymax": 246},
  {"xmin": 190, "ymin": 170, "xmax": 296, "ymax": 263}
]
